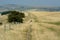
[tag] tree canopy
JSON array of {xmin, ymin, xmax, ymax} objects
[{"xmin": 8, "ymin": 11, "xmax": 25, "ymax": 23}]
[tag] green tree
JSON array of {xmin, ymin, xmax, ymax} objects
[{"xmin": 8, "ymin": 11, "xmax": 25, "ymax": 23}]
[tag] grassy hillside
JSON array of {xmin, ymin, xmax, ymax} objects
[{"xmin": 0, "ymin": 11, "xmax": 60, "ymax": 40}]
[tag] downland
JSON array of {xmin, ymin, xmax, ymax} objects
[{"xmin": 0, "ymin": 10, "xmax": 60, "ymax": 40}]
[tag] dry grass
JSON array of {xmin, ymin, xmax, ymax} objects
[{"xmin": 0, "ymin": 10, "xmax": 60, "ymax": 40}]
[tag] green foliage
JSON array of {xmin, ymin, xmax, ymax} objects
[
  {"xmin": 0, "ymin": 22, "xmax": 2, "ymax": 25},
  {"xmin": 1, "ymin": 11, "xmax": 11, "ymax": 15},
  {"xmin": 8, "ymin": 11, "xmax": 25, "ymax": 23}
]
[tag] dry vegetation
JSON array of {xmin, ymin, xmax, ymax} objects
[{"xmin": 0, "ymin": 10, "xmax": 60, "ymax": 40}]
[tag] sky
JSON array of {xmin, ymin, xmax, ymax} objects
[{"xmin": 0, "ymin": 0, "xmax": 60, "ymax": 6}]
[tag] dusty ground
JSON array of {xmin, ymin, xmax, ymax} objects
[{"xmin": 0, "ymin": 11, "xmax": 60, "ymax": 40}]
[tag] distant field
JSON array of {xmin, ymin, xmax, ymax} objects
[{"xmin": 0, "ymin": 11, "xmax": 60, "ymax": 40}]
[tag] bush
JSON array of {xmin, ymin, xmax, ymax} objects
[
  {"xmin": 0, "ymin": 22, "xmax": 2, "ymax": 25},
  {"xmin": 8, "ymin": 11, "xmax": 25, "ymax": 23}
]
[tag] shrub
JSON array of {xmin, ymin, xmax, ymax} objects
[
  {"xmin": 8, "ymin": 11, "xmax": 25, "ymax": 23},
  {"xmin": 0, "ymin": 22, "xmax": 2, "ymax": 25}
]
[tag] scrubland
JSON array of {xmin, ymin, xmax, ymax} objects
[{"xmin": 0, "ymin": 10, "xmax": 60, "ymax": 40}]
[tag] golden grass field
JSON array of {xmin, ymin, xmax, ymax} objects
[{"xmin": 0, "ymin": 10, "xmax": 60, "ymax": 40}]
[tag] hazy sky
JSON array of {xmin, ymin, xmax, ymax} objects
[{"xmin": 0, "ymin": 0, "xmax": 60, "ymax": 6}]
